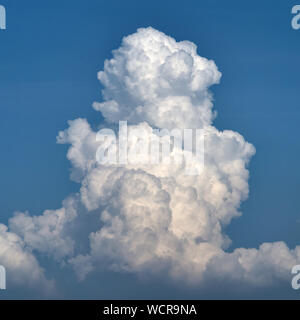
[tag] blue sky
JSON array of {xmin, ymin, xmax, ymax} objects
[{"xmin": 0, "ymin": 0, "xmax": 300, "ymax": 299}]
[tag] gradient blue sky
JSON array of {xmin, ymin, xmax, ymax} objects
[{"xmin": 0, "ymin": 0, "xmax": 300, "ymax": 298}]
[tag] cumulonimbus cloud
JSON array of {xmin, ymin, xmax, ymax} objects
[{"xmin": 3, "ymin": 27, "xmax": 300, "ymax": 291}]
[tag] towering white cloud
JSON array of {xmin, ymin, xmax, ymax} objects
[{"xmin": 3, "ymin": 27, "xmax": 300, "ymax": 292}]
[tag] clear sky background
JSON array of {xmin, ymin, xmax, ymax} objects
[{"xmin": 0, "ymin": 0, "xmax": 300, "ymax": 299}]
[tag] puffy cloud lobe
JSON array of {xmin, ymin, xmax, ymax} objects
[
  {"xmin": 57, "ymin": 119, "xmax": 99, "ymax": 182},
  {"xmin": 0, "ymin": 224, "xmax": 54, "ymax": 291},
  {"xmin": 9, "ymin": 197, "xmax": 77, "ymax": 260},
  {"xmin": 205, "ymin": 242, "xmax": 300, "ymax": 287},
  {"xmin": 93, "ymin": 27, "xmax": 221, "ymax": 129},
  {"xmin": 2, "ymin": 27, "xmax": 299, "ymax": 291}
]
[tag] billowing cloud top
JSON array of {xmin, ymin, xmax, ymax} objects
[
  {"xmin": 2, "ymin": 27, "xmax": 299, "ymax": 294},
  {"xmin": 93, "ymin": 27, "xmax": 221, "ymax": 129}
]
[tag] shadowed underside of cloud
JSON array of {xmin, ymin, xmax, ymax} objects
[{"xmin": 2, "ymin": 27, "xmax": 300, "ymax": 294}]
